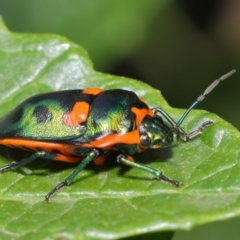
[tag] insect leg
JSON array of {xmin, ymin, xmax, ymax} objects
[
  {"xmin": 179, "ymin": 120, "xmax": 214, "ymax": 141},
  {"xmin": 117, "ymin": 154, "xmax": 180, "ymax": 187},
  {"xmin": 0, "ymin": 151, "xmax": 55, "ymax": 173},
  {"xmin": 153, "ymin": 107, "xmax": 213, "ymax": 141},
  {"xmin": 45, "ymin": 149, "xmax": 99, "ymax": 202}
]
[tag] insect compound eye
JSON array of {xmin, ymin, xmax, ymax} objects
[{"xmin": 140, "ymin": 133, "xmax": 151, "ymax": 147}]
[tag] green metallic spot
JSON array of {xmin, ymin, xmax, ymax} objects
[{"xmin": 8, "ymin": 100, "xmax": 84, "ymax": 140}]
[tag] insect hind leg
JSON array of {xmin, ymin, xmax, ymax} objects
[{"xmin": 0, "ymin": 151, "xmax": 56, "ymax": 173}]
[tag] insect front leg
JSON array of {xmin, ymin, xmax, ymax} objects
[
  {"xmin": 117, "ymin": 154, "xmax": 180, "ymax": 187},
  {"xmin": 153, "ymin": 107, "xmax": 214, "ymax": 142},
  {"xmin": 179, "ymin": 120, "xmax": 213, "ymax": 141},
  {"xmin": 45, "ymin": 148, "xmax": 100, "ymax": 202}
]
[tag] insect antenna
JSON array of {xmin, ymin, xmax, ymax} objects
[
  {"xmin": 177, "ymin": 69, "xmax": 236, "ymax": 126},
  {"xmin": 165, "ymin": 69, "xmax": 236, "ymax": 140}
]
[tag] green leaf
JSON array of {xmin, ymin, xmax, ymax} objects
[
  {"xmin": 0, "ymin": 17, "xmax": 240, "ymax": 240},
  {"xmin": 0, "ymin": 0, "xmax": 168, "ymax": 70}
]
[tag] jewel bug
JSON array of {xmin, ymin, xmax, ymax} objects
[{"xmin": 0, "ymin": 70, "xmax": 235, "ymax": 201}]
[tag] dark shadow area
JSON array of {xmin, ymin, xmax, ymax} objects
[{"xmin": 177, "ymin": 0, "xmax": 225, "ymax": 30}]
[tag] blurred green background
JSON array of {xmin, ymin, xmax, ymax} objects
[{"xmin": 0, "ymin": 0, "xmax": 239, "ymax": 239}]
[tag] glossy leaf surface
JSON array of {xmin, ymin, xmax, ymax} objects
[{"xmin": 0, "ymin": 17, "xmax": 239, "ymax": 240}]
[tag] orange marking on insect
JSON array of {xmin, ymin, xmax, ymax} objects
[
  {"xmin": 82, "ymin": 88, "xmax": 103, "ymax": 95},
  {"xmin": 52, "ymin": 153, "xmax": 82, "ymax": 163},
  {"xmin": 63, "ymin": 102, "xmax": 90, "ymax": 127},
  {"xmin": 131, "ymin": 107, "xmax": 154, "ymax": 128},
  {"xmin": 137, "ymin": 144, "xmax": 149, "ymax": 153},
  {"xmin": 81, "ymin": 130, "xmax": 140, "ymax": 149},
  {"xmin": 0, "ymin": 139, "xmax": 78, "ymax": 157},
  {"xmin": 127, "ymin": 155, "xmax": 135, "ymax": 162},
  {"xmin": 93, "ymin": 156, "xmax": 105, "ymax": 165}
]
